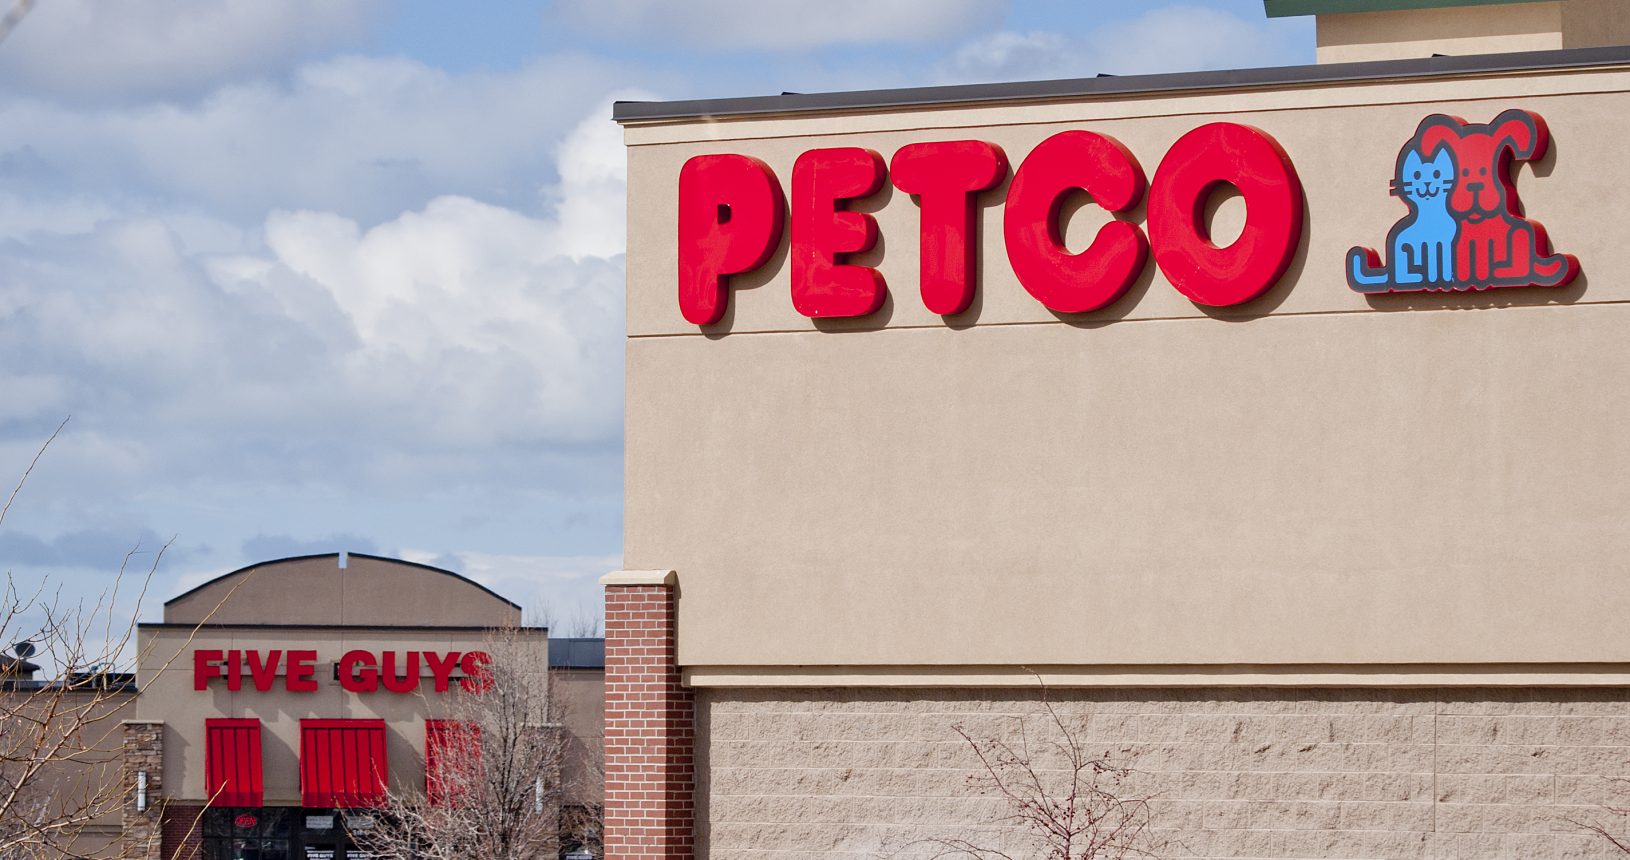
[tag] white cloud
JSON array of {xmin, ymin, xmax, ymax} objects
[
  {"xmin": 939, "ymin": 5, "xmax": 1306, "ymax": 83},
  {"xmin": 0, "ymin": 96, "xmax": 628, "ymax": 498},
  {"xmin": 0, "ymin": 0, "xmax": 381, "ymax": 104},
  {"xmin": 548, "ymin": 106, "xmax": 633, "ymax": 260},
  {"xmin": 940, "ymin": 30, "xmax": 1074, "ymax": 83},
  {"xmin": 554, "ymin": 0, "xmax": 1009, "ymax": 51},
  {"xmin": 0, "ymin": 54, "xmax": 633, "ymax": 224},
  {"xmin": 431, "ymin": 549, "xmax": 622, "ymax": 628}
]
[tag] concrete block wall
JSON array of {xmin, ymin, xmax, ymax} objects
[{"xmin": 697, "ymin": 687, "xmax": 1630, "ymax": 859}]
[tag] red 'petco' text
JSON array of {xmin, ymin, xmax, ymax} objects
[{"xmin": 678, "ymin": 123, "xmax": 1304, "ymax": 325}]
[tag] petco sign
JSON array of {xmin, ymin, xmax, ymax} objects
[
  {"xmin": 677, "ymin": 110, "xmax": 1575, "ymax": 325},
  {"xmin": 192, "ymin": 648, "xmax": 493, "ymax": 694}
]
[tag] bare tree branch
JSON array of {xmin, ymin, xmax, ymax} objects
[
  {"xmin": 356, "ymin": 627, "xmax": 601, "ymax": 860},
  {"xmin": 0, "ymin": 419, "xmax": 245, "ymax": 859},
  {"xmin": 1568, "ymin": 771, "xmax": 1630, "ymax": 854},
  {"xmin": 0, "ymin": 0, "xmax": 33, "ymax": 47},
  {"xmin": 895, "ymin": 676, "xmax": 1159, "ymax": 860}
]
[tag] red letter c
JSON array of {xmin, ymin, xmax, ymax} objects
[{"xmin": 1004, "ymin": 130, "xmax": 1148, "ymax": 314}]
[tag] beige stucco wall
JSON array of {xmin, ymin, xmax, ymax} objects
[
  {"xmin": 621, "ymin": 62, "xmax": 1630, "ymax": 677},
  {"xmin": 1316, "ymin": 3, "xmax": 1564, "ymax": 63},
  {"xmin": 1314, "ymin": 1, "xmax": 1630, "ymax": 64},
  {"xmin": 698, "ymin": 687, "xmax": 1630, "ymax": 858},
  {"xmin": 136, "ymin": 625, "xmax": 547, "ymax": 804},
  {"xmin": 554, "ymin": 668, "xmax": 605, "ymax": 800},
  {"xmin": 0, "ymin": 689, "xmax": 133, "ymax": 858}
]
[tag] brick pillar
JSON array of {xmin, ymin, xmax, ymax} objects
[
  {"xmin": 120, "ymin": 720, "xmax": 165, "ymax": 860},
  {"xmin": 601, "ymin": 569, "xmax": 694, "ymax": 858}
]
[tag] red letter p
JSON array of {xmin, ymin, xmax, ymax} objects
[{"xmin": 677, "ymin": 154, "xmax": 785, "ymax": 325}]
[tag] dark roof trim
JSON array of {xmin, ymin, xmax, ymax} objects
[
  {"xmin": 163, "ymin": 552, "xmax": 523, "ymax": 612},
  {"xmin": 1266, "ymin": 0, "xmax": 1537, "ymax": 16},
  {"xmin": 549, "ymin": 637, "xmax": 606, "ymax": 670},
  {"xmin": 0, "ymin": 655, "xmax": 40, "ymax": 672},
  {"xmin": 612, "ymin": 45, "xmax": 1630, "ymax": 124},
  {"xmin": 139, "ymin": 623, "xmax": 547, "ymax": 632}
]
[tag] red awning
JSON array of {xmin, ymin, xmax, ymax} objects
[
  {"xmin": 205, "ymin": 719, "xmax": 264, "ymax": 807},
  {"xmin": 300, "ymin": 719, "xmax": 388, "ymax": 808},
  {"xmin": 425, "ymin": 720, "xmax": 482, "ymax": 807}
]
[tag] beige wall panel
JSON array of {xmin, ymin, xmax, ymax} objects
[
  {"xmin": 626, "ymin": 303, "xmax": 1630, "ymax": 668},
  {"xmin": 136, "ymin": 626, "xmax": 543, "ymax": 803},
  {"xmin": 625, "ymin": 81, "xmax": 1629, "ymax": 339},
  {"xmin": 1316, "ymin": 3, "xmax": 1563, "ymax": 64},
  {"xmin": 0, "ymin": 691, "xmax": 133, "ymax": 856},
  {"xmin": 554, "ymin": 670, "xmax": 605, "ymax": 800},
  {"xmin": 1563, "ymin": 0, "xmax": 1630, "ymax": 48}
]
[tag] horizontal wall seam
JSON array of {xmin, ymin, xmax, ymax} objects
[
  {"xmin": 628, "ymin": 297, "xmax": 1630, "ymax": 341},
  {"xmin": 683, "ymin": 664, "xmax": 1630, "ymax": 688}
]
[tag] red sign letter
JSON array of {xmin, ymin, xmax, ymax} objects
[
  {"xmin": 193, "ymin": 649, "xmax": 223, "ymax": 691},
  {"xmin": 424, "ymin": 651, "xmax": 462, "ymax": 693},
  {"xmin": 380, "ymin": 651, "xmax": 420, "ymax": 694},
  {"xmin": 459, "ymin": 651, "xmax": 493, "ymax": 693},
  {"xmin": 247, "ymin": 650, "xmax": 282, "ymax": 692},
  {"xmin": 1147, "ymin": 122, "xmax": 1303, "ymax": 307},
  {"xmin": 678, "ymin": 154, "xmax": 785, "ymax": 325},
  {"xmin": 285, "ymin": 650, "xmax": 318, "ymax": 692},
  {"xmin": 338, "ymin": 650, "xmax": 378, "ymax": 693},
  {"xmin": 790, "ymin": 147, "xmax": 888, "ymax": 318},
  {"xmin": 889, "ymin": 140, "xmax": 1008, "ymax": 316},
  {"xmin": 225, "ymin": 649, "xmax": 244, "ymax": 692},
  {"xmin": 1004, "ymin": 131, "xmax": 1148, "ymax": 314}
]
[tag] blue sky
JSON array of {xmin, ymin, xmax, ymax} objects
[{"xmin": 0, "ymin": 1, "xmax": 1312, "ymax": 641}]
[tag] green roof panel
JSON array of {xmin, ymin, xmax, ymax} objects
[{"xmin": 1265, "ymin": 0, "xmax": 1543, "ymax": 17}]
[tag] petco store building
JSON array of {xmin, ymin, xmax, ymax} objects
[{"xmin": 604, "ymin": 1, "xmax": 1630, "ymax": 857}]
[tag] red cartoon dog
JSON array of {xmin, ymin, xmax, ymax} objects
[{"xmin": 1416, "ymin": 110, "xmax": 1578, "ymax": 290}]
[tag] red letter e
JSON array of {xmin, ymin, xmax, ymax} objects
[{"xmin": 791, "ymin": 147, "xmax": 888, "ymax": 318}]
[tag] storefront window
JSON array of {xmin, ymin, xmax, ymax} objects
[
  {"xmin": 201, "ymin": 808, "xmax": 373, "ymax": 860},
  {"xmin": 202, "ymin": 807, "xmax": 290, "ymax": 860}
]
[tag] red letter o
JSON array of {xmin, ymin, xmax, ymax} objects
[
  {"xmin": 1004, "ymin": 131, "xmax": 1148, "ymax": 314},
  {"xmin": 1147, "ymin": 123, "xmax": 1303, "ymax": 307}
]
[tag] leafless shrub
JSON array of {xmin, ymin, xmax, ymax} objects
[
  {"xmin": 1567, "ymin": 768, "xmax": 1630, "ymax": 853},
  {"xmin": 0, "ymin": 420, "xmax": 168, "ymax": 858},
  {"xmin": 356, "ymin": 627, "xmax": 599, "ymax": 860},
  {"xmin": 905, "ymin": 681, "xmax": 1158, "ymax": 860}
]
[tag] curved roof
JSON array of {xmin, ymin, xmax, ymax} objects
[{"xmin": 163, "ymin": 553, "xmax": 522, "ymax": 628}]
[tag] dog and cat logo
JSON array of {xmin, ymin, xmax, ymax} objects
[{"xmin": 1346, "ymin": 109, "xmax": 1579, "ymax": 294}]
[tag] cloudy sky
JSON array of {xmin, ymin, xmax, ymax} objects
[{"xmin": 0, "ymin": 0, "xmax": 1311, "ymax": 640}]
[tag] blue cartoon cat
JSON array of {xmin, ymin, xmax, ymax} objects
[{"xmin": 1348, "ymin": 146, "xmax": 1458, "ymax": 292}]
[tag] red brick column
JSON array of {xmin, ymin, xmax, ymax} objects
[
  {"xmin": 159, "ymin": 803, "xmax": 206, "ymax": 860},
  {"xmin": 601, "ymin": 569, "xmax": 694, "ymax": 858}
]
